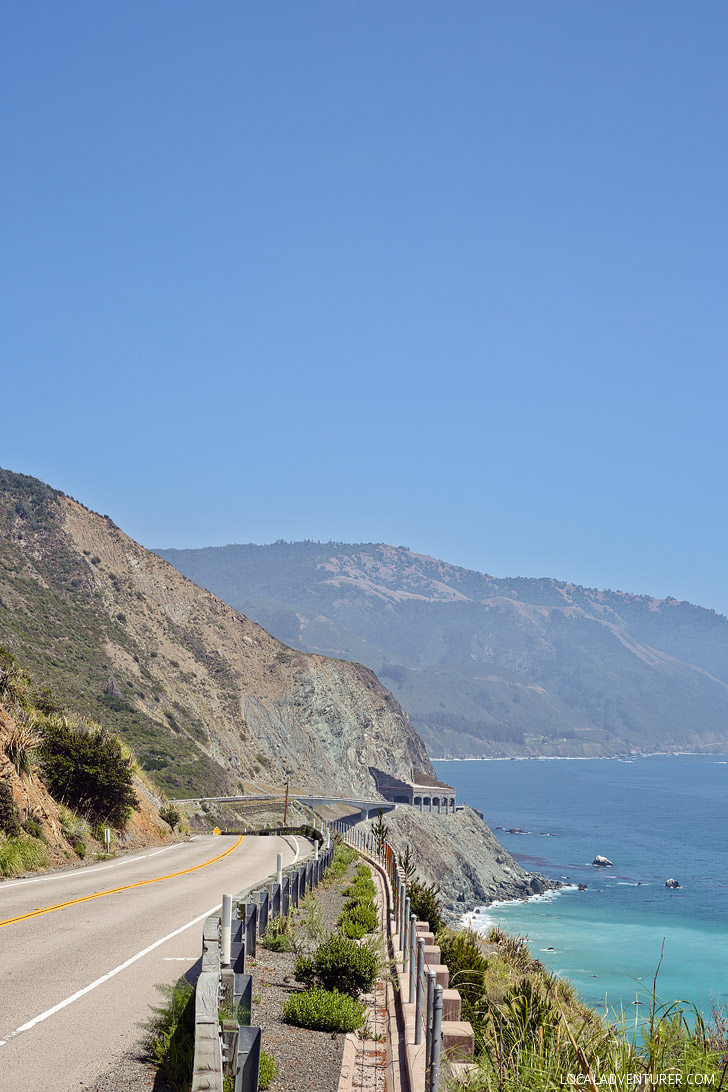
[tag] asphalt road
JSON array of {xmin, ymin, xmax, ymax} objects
[{"xmin": 0, "ymin": 834, "xmax": 308, "ymax": 1092}]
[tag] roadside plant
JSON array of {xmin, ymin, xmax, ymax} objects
[
  {"xmin": 4, "ymin": 720, "xmax": 42, "ymax": 776},
  {"xmin": 0, "ymin": 833, "xmax": 49, "ymax": 876},
  {"xmin": 0, "ymin": 781, "xmax": 21, "ymax": 837},
  {"xmin": 159, "ymin": 804, "xmax": 181, "ymax": 831},
  {"xmin": 144, "ymin": 978, "xmax": 195, "ymax": 1091},
  {"xmin": 258, "ymin": 1049, "xmax": 279, "ymax": 1090},
  {"xmin": 295, "ymin": 931, "xmax": 378, "ymax": 997},
  {"xmin": 282, "ymin": 987, "xmax": 366, "ymax": 1033},
  {"xmin": 406, "ymin": 877, "xmax": 445, "ymax": 935},
  {"xmin": 40, "ymin": 717, "xmax": 138, "ymax": 826},
  {"xmin": 261, "ymin": 911, "xmax": 295, "ymax": 952},
  {"xmin": 371, "ymin": 809, "xmax": 389, "ymax": 856}
]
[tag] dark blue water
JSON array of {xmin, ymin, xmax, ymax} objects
[{"xmin": 434, "ymin": 756, "xmax": 728, "ymax": 1017}]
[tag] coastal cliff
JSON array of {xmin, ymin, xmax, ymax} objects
[{"xmin": 361, "ymin": 806, "xmax": 556, "ymax": 914}]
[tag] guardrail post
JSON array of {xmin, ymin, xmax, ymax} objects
[
  {"xmin": 244, "ymin": 901, "xmax": 257, "ymax": 958},
  {"xmin": 258, "ymin": 888, "xmax": 269, "ymax": 938},
  {"xmin": 402, "ymin": 897, "xmax": 411, "ymax": 972},
  {"xmin": 234, "ymin": 1025, "xmax": 261, "ymax": 1092},
  {"xmin": 221, "ymin": 893, "xmax": 233, "ymax": 966},
  {"xmin": 277, "ymin": 852, "xmax": 283, "ymax": 887},
  {"xmin": 425, "ymin": 968, "xmax": 436, "ymax": 1091},
  {"xmin": 409, "ymin": 912, "xmax": 417, "ymax": 1002},
  {"xmin": 430, "ymin": 985, "xmax": 443, "ymax": 1092},
  {"xmin": 414, "ymin": 937, "xmax": 425, "ymax": 1044}
]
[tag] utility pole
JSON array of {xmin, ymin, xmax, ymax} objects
[{"xmin": 283, "ymin": 769, "xmax": 292, "ymax": 825}]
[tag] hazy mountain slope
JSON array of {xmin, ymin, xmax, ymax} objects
[
  {"xmin": 0, "ymin": 472, "xmax": 432, "ymax": 796},
  {"xmin": 156, "ymin": 541, "xmax": 728, "ymax": 757}
]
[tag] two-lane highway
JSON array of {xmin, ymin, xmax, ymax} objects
[{"xmin": 0, "ymin": 834, "xmax": 306, "ymax": 1092}]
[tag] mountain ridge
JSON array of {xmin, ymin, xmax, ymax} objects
[
  {"xmin": 0, "ymin": 470, "xmax": 433, "ymax": 797},
  {"xmin": 155, "ymin": 540, "xmax": 728, "ymax": 758}
]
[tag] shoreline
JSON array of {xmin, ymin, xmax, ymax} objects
[{"xmin": 432, "ymin": 751, "xmax": 728, "ymax": 762}]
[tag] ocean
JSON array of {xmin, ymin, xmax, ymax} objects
[{"xmin": 433, "ymin": 755, "xmax": 728, "ymax": 1020}]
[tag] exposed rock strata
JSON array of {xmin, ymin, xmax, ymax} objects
[{"xmin": 361, "ymin": 806, "xmax": 557, "ymax": 915}]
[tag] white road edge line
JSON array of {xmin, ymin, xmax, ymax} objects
[
  {"xmin": 0, "ymin": 902, "xmax": 221, "ymax": 1046},
  {"xmin": 0, "ymin": 843, "xmax": 182, "ymax": 890}
]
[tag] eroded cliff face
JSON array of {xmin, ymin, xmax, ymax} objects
[{"xmin": 0, "ymin": 471, "xmax": 432, "ymax": 798}]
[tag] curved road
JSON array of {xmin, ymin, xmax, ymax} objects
[{"xmin": 0, "ymin": 834, "xmax": 307, "ymax": 1092}]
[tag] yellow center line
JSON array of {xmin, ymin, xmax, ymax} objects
[{"xmin": 0, "ymin": 835, "xmax": 244, "ymax": 929}]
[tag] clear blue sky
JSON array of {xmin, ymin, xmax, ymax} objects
[{"xmin": 3, "ymin": 3, "xmax": 727, "ymax": 614}]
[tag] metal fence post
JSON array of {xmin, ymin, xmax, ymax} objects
[
  {"xmin": 414, "ymin": 937, "xmax": 425, "ymax": 1044},
  {"xmin": 425, "ymin": 968, "xmax": 436, "ymax": 1091},
  {"xmin": 403, "ymin": 897, "xmax": 411, "ymax": 973},
  {"xmin": 221, "ymin": 893, "xmax": 232, "ymax": 967},
  {"xmin": 430, "ymin": 985, "xmax": 443, "ymax": 1092}
]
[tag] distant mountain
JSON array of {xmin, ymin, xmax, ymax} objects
[
  {"xmin": 155, "ymin": 541, "xmax": 728, "ymax": 757},
  {"xmin": 0, "ymin": 472, "xmax": 431, "ymax": 797}
]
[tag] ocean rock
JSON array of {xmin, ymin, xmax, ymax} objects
[
  {"xmin": 506, "ymin": 827, "xmax": 529, "ymax": 834},
  {"xmin": 578, "ymin": 883, "xmax": 588, "ymax": 891},
  {"xmin": 665, "ymin": 878, "xmax": 681, "ymax": 889},
  {"xmin": 592, "ymin": 855, "xmax": 613, "ymax": 867}
]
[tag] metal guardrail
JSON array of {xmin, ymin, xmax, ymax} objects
[{"xmin": 192, "ymin": 830, "xmax": 334, "ymax": 1092}]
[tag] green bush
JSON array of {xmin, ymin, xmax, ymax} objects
[
  {"xmin": 282, "ymin": 988, "xmax": 366, "ymax": 1032},
  {"xmin": 0, "ymin": 834, "xmax": 49, "ymax": 876},
  {"xmin": 406, "ymin": 878, "xmax": 445, "ymax": 935},
  {"xmin": 295, "ymin": 931, "xmax": 378, "ymax": 997},
  {"xmin": 22, "ymin": 817, "xmax": 44, "ymax": 840},
  {"xmin": 0, "ymin": 781, "xmax": 21, "ymax": 837},
  {"xmin": 261, "ymin": 911, "xmax": 295, "ymax": 952},
  {"xmin": 145, "ymin": 978, "xmax": 195, "ymax": 1090},
  {"xmin": 328, "ymin": 841, "xmax": 357, "ymax": 878},
  {"xmin": 40, "ymin": 718, "xmax": 138, "ymax": 826},
  {"xmin": 438, "ymin": 928, "xmax": 489, "ymax": 1002},
  {"xmin": 337, "ymin": 897, "xmax": 378, "ymax": 938},
  {"xmin": 258, "ymin": 1048, "xmax": 279, "ymax": 1090},
  {"xmin": 159, "ymin": 804, "xmax": 181, "ymax": 831}
]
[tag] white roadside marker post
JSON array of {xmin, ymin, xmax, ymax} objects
[{"xmin": 221, "ymin": 894, "xmax": 232, "ymax": 967}]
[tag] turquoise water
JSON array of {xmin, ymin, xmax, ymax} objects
[{"xmin": 433, "ymin": 756, "xmax": 728, "ymax": 1018}]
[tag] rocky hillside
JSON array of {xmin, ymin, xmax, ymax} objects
[
  {"xmin": 155, "ymin": 540, "xmax": 728, "ymax": 757},
  {"xmin": 361, "ymin": 806, "xmax": 556, "ymax": 915},
  {"xmin": 0, "ymin": 470, "xmax": 432, "ymax": 798}
]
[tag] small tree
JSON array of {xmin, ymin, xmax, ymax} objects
[
  {"xmin": 159, "ymin": 804, "xmax": 181, "ymax": 831},
  {"xmin": 40, "ymin": 719, "xmax": 138, "ymax": 827},
  {"xmin": 371, "ymin": 809, "xmax": 389, "ymax": 857}
]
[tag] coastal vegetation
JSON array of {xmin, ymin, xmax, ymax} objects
[{"xmin": 434, "ymin": 925, "xmax": 728, "ymax": 1090}]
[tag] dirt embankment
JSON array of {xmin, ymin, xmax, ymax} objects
[{"xmin": 0, "ymin": 705, "xmax": 180, "ymax": 871}]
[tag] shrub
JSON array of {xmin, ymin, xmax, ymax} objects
[
  {"xmin": 4, "ymin": 721, "xmax": 41, "ymax": 775},
  {"xmin": 328, "ymin": 841, "xmax": 357, "ymax": 878},
  {"xmin": 295, "ymin": 931, "xmax": 378, "ymax": 997},
  {"xmin": 159, "ymin": 804, "xmax": 181, "ymax": 831},
  {"xmin": 22, "ymin": 817, "xmax": 44, "ymax": 840},
  {"xmin": 0, "ymin": 781, "xmax": 21, "ymax": 837},
  {"xmin": 337, "ymin": 897, "xmax": 378, "ymax": 938},
  {"xmin": 261, "ymin": 911, "xmax": 295, "ymax": 952},
  {"xmin": 258, "ymin": 1049, "xmax": 278, "ymax": 1090},
  {"xmin": 145, "ymin": 978, "xmax": 195, "ymax": 1090},
  {"xmin": 0, "ymin": 833, "xmax": 49, "ymax": 876},
  {"xmin": 438, "ymin": 928, "xmax": 489, "ymax": 1003},
  {"xmin": 282, "ymin": 988, "xmax": 366, "ymax": 1033},
  {"xmin": 40, "ymin": 718, "xmax": 138, "ymax": 826},
  {"xmin": 406, "ymin": 878, "xmax": 445, "ymax": 935}
]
